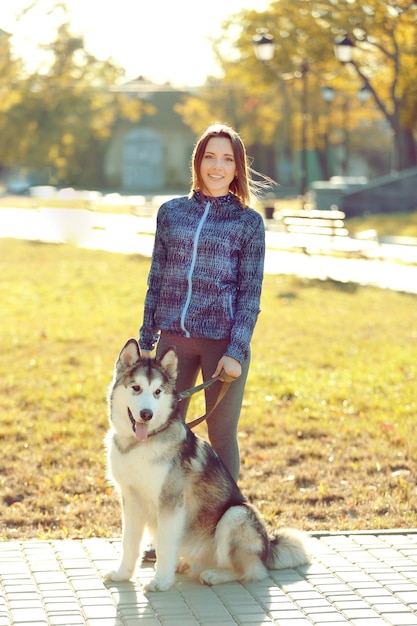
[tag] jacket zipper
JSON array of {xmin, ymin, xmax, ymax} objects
[{"xmin": 180, "ymin": 200, "xmax": 211, "ymax": 336}]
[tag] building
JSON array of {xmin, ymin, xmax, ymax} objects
[{"xmin": 103, "ymin": 78, "xmax": 196, "ymax": 193}]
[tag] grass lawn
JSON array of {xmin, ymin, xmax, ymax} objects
[{"xmin": 0, "ymin": 238, "xmax": 416, "ymax": 541}]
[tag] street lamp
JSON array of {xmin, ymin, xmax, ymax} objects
[
  {"xmin": 252, "ymin": 30, "xmax": 275, "ymax": 62},
  {"xmin": 321, "ymin": 86, "xmax": 335, "ymax": 178},
  {"xmin": 253, "ymin": 30, "xmax": 310, "ymax": 202},
  {"xmin": 333, "ymin": 35, "xmax": 355, "ymax": 64}
]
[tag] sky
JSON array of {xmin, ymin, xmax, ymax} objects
[{"xmin": 2, "ymin": 0, "xmax": 269, "ymax": 86}]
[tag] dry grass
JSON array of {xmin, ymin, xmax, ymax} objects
[
  {"xmin": 0, "ymin": 238, "xmax": 416, "ymax": 541},
  {"xmin": 345, "ymin": 211, "xmax": 417, "ymax": 238},
  {"xmin": 238, "ymin": 277, "xmax": 417, "ymax": 531}
]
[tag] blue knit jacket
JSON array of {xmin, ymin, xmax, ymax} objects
[{"xmin": 139, "ymin": 191, "xmax": 265, "ymax": 364}]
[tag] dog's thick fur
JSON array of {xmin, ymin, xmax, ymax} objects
[{"xmin": 105, "ymin": 339, "xmax": 311, "ymax": 591}]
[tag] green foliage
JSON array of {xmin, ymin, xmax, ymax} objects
[
  {"xmin": 182, "ymin": 0, "xmax": 417, "ymax": 172},
  {"xmin": 0, "ymin": 238, "xmax": 416, "ymax": 539},
  {"xmin": 0, "ymin": 31, "xmax": 23, "ymax": 114},
  {"xmin": 0, "ymin": 18, "xmax": 145, "ymax": 187}
]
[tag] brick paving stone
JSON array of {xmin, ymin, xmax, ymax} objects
[
  {"xmin": 1, "ymin": 533, "xmax": 417, "ymax": 624},
  {"xmin": 307, "ymin": 614, "xmax": 350, "ymax": 624},
  {"xmin": 158, "ymin": 616, "xmax": 197, "ymax": 626},
  {"xmin": 381, "ymin": 614, "xmax": 417, "ymax": 626},
  {"xmin": 347, "ymin": 617, "xmax": 386, "ymax": 626},
  {"xmin": 48, "ymin": 613, "xmax": 86, "ymax": 626},
  {"xmin": 44, "ymin": 600, "xmax": 83, "ymax": 613},
  {"xmin": 9, "ymin": 606, "xmax": 47, "ymax": 622},
  {"xmin": 123, "ymin": 617, "xmax": 162, "ymax": 626},
  {"xmin": 85, "ymin": 617, "xmax": 123, "ymax": 626},
  {"xmin": 266, "ymin": 617, "xmax": 312, "ymax": 626}
]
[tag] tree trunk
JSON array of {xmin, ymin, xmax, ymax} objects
[
  {"xmin": 398, "ymin": 127, "xmax": 417, "ymax": 170},
  {"xmin": 392, "ymin": 118, "xmax": 417, "ymax": 171}
]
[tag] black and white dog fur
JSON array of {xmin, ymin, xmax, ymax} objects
[{"xmin": 105, "ymin": 339, "xmax": 311, "ymax": 591}]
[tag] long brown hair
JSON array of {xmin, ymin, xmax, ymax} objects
[{"xmin": 190, "ymin": 123, "xmax": 265, "ymax": 208}]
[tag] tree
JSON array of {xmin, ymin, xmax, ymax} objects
[
  {"xmin": 218, "ymin": 0, "xmax": 417, "ymax": 172},
  {"xmin": 316, "ymin": 0, "xmax": 417, "ymax": 170},
  {"xmin": 0, "ymin": 8, "xmax": 147, "ymax": 188},
  {"xmin": 0, "ymin": 29, "xmax": 26, "ymax": 178}
]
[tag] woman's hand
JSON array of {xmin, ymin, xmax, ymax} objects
[{"xmin": 212, "ymin": 356, "xmax": 242, "ymax": 381}]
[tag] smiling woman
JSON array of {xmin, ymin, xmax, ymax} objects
[{"xmin": 139, "ymin": 123, "xmax": 267, "ymax": 482}]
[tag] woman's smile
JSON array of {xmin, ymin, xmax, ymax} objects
[{"xmin": 200, "ymin": 136, "xmax": 237, "ymax": 197}]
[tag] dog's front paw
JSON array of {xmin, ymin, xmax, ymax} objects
[
  {"xmin": 104, "ymin": 568, "xmax": 133, "ymax": 582},
  {"xmin": 145, "ymin": 574, "xmax": 174, "ymax": 592}
]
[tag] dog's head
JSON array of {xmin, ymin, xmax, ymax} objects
[{"xmin": 109, "ymin": 339, "xmax": 179, "ymax": 441}]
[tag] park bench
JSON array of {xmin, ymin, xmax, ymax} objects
[{"xmin": 279, "ymin": 208, "xmax": 379, "ymax": 257}]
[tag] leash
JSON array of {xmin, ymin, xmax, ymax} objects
[{"xmin": 178, "ymin": 370, "xmax": 234, "ymax": 429}]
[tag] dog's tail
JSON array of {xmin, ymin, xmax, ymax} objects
[{"xmin": 267, "ymin": 528, "xmax": 311, "ymax": 570}]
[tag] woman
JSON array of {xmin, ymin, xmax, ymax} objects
[{"xmin": 139, "ymin": 123, "xmax": 266, "ymax": 482}]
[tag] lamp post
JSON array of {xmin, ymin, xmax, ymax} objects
[
  {"xmin": 358, "ymin": 85, "xmax": 371, "ymax": 104},
  {"xmin": 321, "ymin": 85, "xmax": 349, "ymax": 175},
  {"xmin": 334, "ymin": 33, "xmax": 400, "ymax": 173},
  {"xmin": 333, "ymin": 34, "xmax": 355, "ymax": 172},
  {"xmin": 299, "ymin": 59, "xmax": 309, "ymax": 198},
  {"xmin": 321, "ymin": 82, "xmax": 372, "ymax": 176},
  {"xmin": 333, "ymin": 36, "xmax": 384, "ymax": 173},
  {"xmin": 253, "ymin": 30, "xmax": 309, "ymax": 203},
  {"xmin": 321, "ymin": 86, "xmax": 335, "ymax": 178}
]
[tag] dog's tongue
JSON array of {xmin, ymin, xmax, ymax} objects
[{"xmin": 135, "ymin": 422, "xmax": 149, "ymax": 441}]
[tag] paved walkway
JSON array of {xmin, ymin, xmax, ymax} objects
[
  {"xmin": 1, "ymin": 207, "xmax": 417, "ymax": 294},
  {"xmin": 1, "ymin": 531, "xmax": 417, "ymax": 625}
]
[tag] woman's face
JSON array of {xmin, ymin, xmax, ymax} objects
[{"xmin": 199, "ymin": 136, "xmax": 237, "ymax": 197}]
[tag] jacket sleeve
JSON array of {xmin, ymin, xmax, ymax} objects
[
  {"xmin": 225, "ymin": 211, "xmax": 265, "ymax": 364},
  {"xmin": 139, "ymin": 206, "xmax": 168, "ymax": 351}
]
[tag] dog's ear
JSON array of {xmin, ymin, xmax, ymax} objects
[
  {"xmin": 158, "ymin": 347, "xmax": 178, "ymax": 380},
  {"xmin": 116, "ymin": 339, "xmax": 141, "ymax": 371}
]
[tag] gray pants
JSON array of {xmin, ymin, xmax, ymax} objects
[{"xmin": 156, "ymin": 332, "xmax": 250, "ymax": 482}]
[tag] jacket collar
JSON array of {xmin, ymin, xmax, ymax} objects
[{"xmin": 192, "ymin": 190, "xmax": 241, "ymax": 212}]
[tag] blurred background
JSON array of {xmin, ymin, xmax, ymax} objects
[{"xmin": 0, "ymin": 0, "xmax": 416, "ymax": 215}]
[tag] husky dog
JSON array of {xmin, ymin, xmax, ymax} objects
[{"xmin": 105, "ymin": 339, "xmax": 311, "ymax": 592}]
